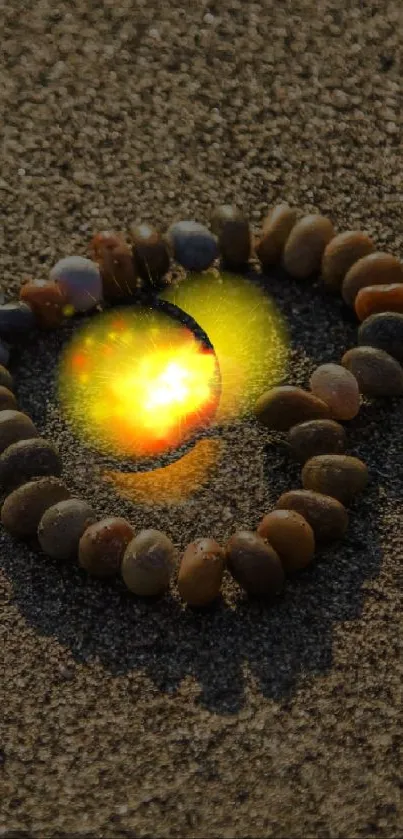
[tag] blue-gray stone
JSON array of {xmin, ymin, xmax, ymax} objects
[
  {"xmin": 167, "ymin": 221, "xmax": 219, "ymax": 272},
  {"xmin": 358, "ymin": 312, "xmax": 403, "ymax": 362},
  {"xmin": 0, "ymin": 302, "xmax": 35, "ymax": 336},
  {"xmin": 50, "ymin": 255, "xmax": 103, "ymax": 313}
]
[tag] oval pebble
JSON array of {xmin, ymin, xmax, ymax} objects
[
  {"xmin": 225, "ymin": 530, "xmax": 284, "ymax": 598},
  {"xmin": 341, "ymin": 346, "xmax": 403, "ymax": 397},
  {"xmin": 177, "ymin": 537, "xmax": 225, "ymax": 607},
  {"xmin": 121, "ymin": 529, "xmax": 176, "ymax": 596},
  {"xmin": 355, "ymin": 283, "xmax": 403, "ymax": 321},
  {"xmin": 309, "ymin": 363, "xmax": 360, "ymax": 420},
  {"xmin": 0, "ymin": 365, "xmax": 13, "ymax": 392},
  {"xmin": 20, "ymin": 280, "xmax": 68, "ymax": 329},
  {"xmin": 78, "ymin": 517, "xmax": 134, "ymax": 578},
  {"xmin": 255, "ymin": 386, "xmax": 330, "ymax": 431},
  {"xmin": 275, "ymin": 489, "xmax": 348, "ymax": 543},
  {"xmin": 321, "ymin": 230, "xmax": 374, "ymax": 291},
  {"xmin": 0, "ymin": 387, "xmax": 17, "ymax": 411},
  {"xmin": 129, "ymin": 224, "xmax": 170, "ymax": 285},
  {"xmin": 0, "ymin": 438, "xmax": 62, "ymax": 492},
  {"xmin": 342, "ymin": 252, "xmax": 403, "ymax": 308},
  {"xmin": 100, "ymin": 242, "xmax": 139, "ymax": 300},
  {"xmin": 38, "ymin": 499, "xmax": 96, "ymax": 561},
  {"xmin": 50, "ymin": 256, "xmax": 103, "ymax": 313},
  {"xmin": 302, "ymin": 454, "xmax": 369, "ymax": 506},
  {"xmin": 256, "ymin": 509, "xmax": 315, "ymax": 572},
  {"xmin": 167, "ymin": 221, "xmax": 219, "ymax": 272},
  {"xmin": 358, "ymin": 312, "xmax": 403, "ymax": 362},
  {"xmin": 255, "ymin": 204, "xmax": 297, "ymax": 267},
  {"xmin": 0, "ymin": 410, "xmax": 39, "ymax": 455},
  {"xmin": 283, "ymin": 214, "xmax": 335, "ymax": 280},
  {"xmin": 211, "ymin": 205, "xmax": 252, "ymax": 268},
  {"xmin": 89, "ymin": 230, "xmax": 125, "ymax": 262},
  {"xmin": 288, "ymin": 419, "xmax": 347, "ymax": 463},
  {"xmin": 0, "ymin": 302, "xmax": 35, "ymax": 336},
  {"xmin": 1, "ymin": 477, "xmax": 70, "ymax": 538}
]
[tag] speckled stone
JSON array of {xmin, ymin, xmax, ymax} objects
[
  {"xmin": 129, "ymin": 224, "xmax": 170, "ymax": 285},
  {"xmin": 342, "ymin": 252, "xmax": 403, "ymax": 307},
  {"xmin": 0, "ymin": 410, "xmax": 39, "ymax": 455},
  {"xmin": 321, "ymin": 230, "xmax": 374, "ymax": 291},
  {"xmin": 283, "ymin": 214, "xmax": 335, "ymax": 279},
  {"xmin": 99, "ymin": 242, "xmax": 139, "ymax": 300},
  {"xmin": 121, "ymin": 529, "xmax": 177, "ymax": 596},
  {"xmin": 0, "ymin": 364, "xmax": 14, "ymax": 392},
  {"xmin": 211, "ymin": 205, "xmax": 252, "ymax": 268},
  {"xmin": 50, "ymin": 256, "xmax": 103, "ymax": 313},
  {"xmin": 38, "ymin": 498, "xmax": 96, "ymax": 561},
  {"xmin": 302, "ymin": 454, "xmax": 369, "ymax": 506},
  {"xmin": 256, "ymin": 509, "xmax": 315, "ymax": 572},
  {"xmin": 167, "ymin": 221, "xmax": 219, "ymax": 272},
  {"xmin": 0, "ymin": 386, "xmax": 17, "ymax": 411},
  {"xmin": 19, "ymin": 280, "xmax": 69, "ymax": 329},
  {"xmin": 225, "ymin": 530, "xmax": 285, "ymax": 598},
  {"xmin": 355, "ymin": 283, "xmax": 403, "ymax": 321},
  {"xmin": 0, "ymin": 302, "xmax": 35, "ymax": 336},
  {"xmin": 177, "ymin": 537, "xmax": 225, "ymax": 607},
  {"xmin": 275, "ymin": 489, "xmax": 348, "ymax": 543},
  {"xmin": 357, "ymin": 312, "xmax": 403, "ymax": 362},
  {"xmin": 0, "ymin": 341, "xmax": 10, "ymax": 367},
  {"xmin": 1, "ymin": 477, "xmax": 71, "ymax": 538},
  {"xmin": 78, "ymin": 517, "xmax": 134, "ymax": 578},
  {"xmin": 309, "ymin": 363, "xmax": 360, "ymax": 420},
  {"xmin": 341, "ymin": 346, "xmax": 403, "ymax": 397},
  {"xmin": 255, "ymin": 204, "xmax": 297, "ymax": 268},
  {"xmin": 255, "ymin": 386, "xmax": 330, "ymax": 431},
  {"xmin": 288, "ymin": 419, "xmax": 347, "ymax": 463},
  {"xmin": 0, "ymin": 437, "xmax": 63, "ymax": 492}
]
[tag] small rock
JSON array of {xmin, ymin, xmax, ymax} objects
[
  {"xmin": 167, "ymin": 221, "xmax": 219, "ymax": 272},
  {"xmin": 89, "ymin": 230, "xmax": 125, "ymax": 262},
  {"xmin": 255, "ymin": 204, "xmax": 297, "ymax": 267},
  {"xmin": 1, "ymin": 477, "xmax": 70, "ymax": 537},
  {"xmin": 129, "ymin": 223, "xmax": 170, "ymax": 286},
  {"xmin": 288, "ymin": 419, "xmax": 347, "ymax": 463},
  {"xmin": 19, "ymin": 280, "xmax": 68, "ymax": 329},
  {"xmin": 177, "ymin": 537, "xmax": 225, "ymax": 606},
  {"xmin": 255, "ymin": 386, "xmax": 330, "ymax": 431},
  {"xmin": 283, "ymin": 214, "xmax": 335, "ymax": 279},
  {"xmin": 342, "ymin": 252, "xmax": 403, "ymax": 307},
  {"xmin": 275, "ymin": 489, "xmax": 348, "ymax": 543},
  {"xmin": 302, "ymin": 454, "xmax": 369, "ymax": 505},
  {"xmin": 100, "ymin": 242, "xmax": 139, "ymax": 300},
  {"xmin": 256, "ymin": 509, "xmax": 315, "ymax": 572},
  {"xmin": 309, "ymin": 363, "xmax": 360, "ymax": 420},
  {"xmin": 211, "ymin": 205, "xmax": 252, "ymax": 269},
  {"xmin": 0, "ymin": 302, "xmax": 35, "ymax": 336},
  {"xmin": 50, "ymin": 256, "xmax": 103, "ymax": 313},
  {"xmin": 78, "ymin": 517, "xmax": 134, "ymax": 578},
  {"xmin": 341, "ymin": 346, "xmax": 403, "ymax": 397},
  {"xmin": 355, "ymin": 283, "xmax": 403, "ymax": 321},
  {"xmin": 0, "ymin": 410, "xmax": 39, "ymax": 455},
  {"xmin": 225, "ymin": 530, "xmax": 285, "ymax": 597},
  {"xmin": 0, "ymin": 365, "xmax": 13, "ymax": 392},
  {"xmin": 38, "ymin": 498, "xmax": 96, "ymax": 561},
  {"xmin": 0, "ymin": 387, "xmax": 17, "ymax": 412},
  {"xmin": 0, "ymin": 342, "xmax": 10, "ymax": 367},
  {"xmin": 321, "ymin": 230, "xmax": 374, "ymax": 291},
  {"xmin": 0, "ymin": 437, "xmax": 62, "ymax": 492},
  {"xmin": 121, "ymin": 529, "xmax": 177, "ymax": 596},
  {"xmin": 358, "ymin": 311, "xmax": 403, "ymax": 362}
]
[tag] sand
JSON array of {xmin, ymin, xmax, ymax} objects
[{"xmin": 1, "ymin": 1, "xmax": 403, "ymax": 837}]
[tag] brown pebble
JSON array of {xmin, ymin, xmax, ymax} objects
[
  {"xmin": 355, "ymin": 283, "xmax": 403, "ymax": 321},
  {"xmin": 321, "ymin": 230, "xmax": 374, "ymax": 291},
  {"xmin": 89, "ymin": 230, "xmax": 125, "ymax": 262},
  {"xmin": 129, "ymin": 224, "xmax": 170, "ymax": 284},
  {"xmin": 283, "ymin": 214, "xmax": 335, "ymax": 279},
  {"xmin": 177, "ymin": 538, "xmax": 225, "ymax": 607},
  {"xmin": 100, "ymin": 242, "xmax": 139, "ymax": 300},
  {"xmin": 341, "ymin": 346, "xmax": 403, "ymax": 397},
  {"xmin": 255, "ymin": 386, "xmax": 330, "ymax": 431},
  {"xmin": 225, "ymin": 530, "xmax": 284, "ymax": 597},
  {"xmin": 302, "ymin": 454, "xmax": 369, "ymax": 506},
  {"xmin": 309, "ymin": 363, "xmax": 360, "ymax": 420},
  {"xmin": 255, "ymin": 204, "xmax": 297, "ymax": 267},
  {"xmin": 1, "ymin": 477, "xmax": 70, "ymax": 538},
  {"xmin": 78, "ymin": 517, "xmax": 134, "ymax": 578},
  {"xmin": 342, "ymin": 252, "xmax": 403, "ymax": 307},
  {"xmin": 256, "ymin": 510, "xmax": 315, "ymax": 572},
  {"xmin": 20, "ymin": 280, "xmax": 69, "ymax": 329},
  {"xmin": 38, "ymin": 498, "xmax": 96, "ymax": 561},
  {"xmin": 0, "ymin": 387, "xmax": 17, "ymax": 411},
  {"xmin": 288, "ymin": 419, "xmax": 347, "ymax": 463},
  {"xmin": 0, "ymin": 437, "xmax": 62, "ymax": 492},
  {"xmin": 0, "ymin": 410, "xmax": 39, "ymax": 456},
  {"xmin": 121, "ymin": 529, "xmax": 176, "ymax": 596},
  {"xmin": 211, "ymin": 205, "xmax": 252, "ymax": 268},
  {"xmin": 0, "ymin": 365, "xmax": 14, "ymax": 392},
  {"xmin": 275, "ymin": 489, "xmax": 348, "ymax": 543}
]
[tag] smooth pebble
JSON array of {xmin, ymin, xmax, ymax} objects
[
  {"xmin": 275, "ymin": 489, "xmax": 348, "ymax": 543},
  {"xmin": 342, "ymin": 252, "xmax": 403, "ymax": 307},
  {"xmin": 256, "ymin": 509, "xmax": 315, "ymax": 572},
  {"xmin": 355, "ymin": 283, "xmax": 403, "ymax": 321},
  {"xmin": 358, "ymin": 312, "xmax": 403, "ymax": 362},
  {"xmin": 38, "ymin": 498, "xmax": 96, "ymax": 561},
  {"xmin": 302, "ymin": 454, "xmax": 369, "ymax": 505},
  {"xmin": 309, "ymin": 363, "xmax": 360, "ymax": 420},
  {"xmin": 255, "ymin": 204, "xmax": 297, "ymax": 267},
  {"xmin": 20, "ymin": 280, "xmax": 68, "ymax": 329},
  {"xmin": 321, "ymin": 230, "xmax": 374, "ymax": 291},
  {"xmin": 78, "ymin": 517, "xmax": 134, "ymax": 578},
  {"xmin": 211, "ymin": 205, "xmax": 252, "ymax": 268},
  {"xmin": 341, "ymin": 346, "xmax": 403, "ymax": 397},
  {"xmin": 0, "ymin": 365, "xmax": 14, "ymax": 391},
  {"xmin": 167, "ymin": 221, "xmax": 219, "ymax": 272},
  {"xmin": 288, "ymin": 419, "xmax": 347, "ymax": 463},
  {"xmin": 0, "ymin": 410, "xmax": 39, "ymax": 455},
  {"xmin": 0, "ymin": 437, "xmax": 62, "ymax": 492},
  {"xmin": 255, "ymin": 386, "xmax": 330, "ymax": 431},
  {"xmin": 0, "ymin": 387, "xmax": 17, "ymax": 411},
  {"xmin": 50, "ymin": 256, "xmax": 103, "ymax": 313},
  {"xmin": 0, "ymin": 302, "xmax": 35, "ymax": 335},
  {"xmin": 283, "ymin": 214, "xmax": 335, "ymax": 279},
  {"xmin": 129, "ymin": 224, "xmax": 170, "ymax": 285},
  {"xmin": 225, "ymin": 530, "xmax": 285, "ymax": 597},
  {"xmin": 100, "ymin": 242, "xmax": 139, "ymax": 300},
  {"xmin": 121, "ymin": 529, "xmax": 176, "ymax": 596},
  {"xmin": 177, "ymin": 538, "xmax": 225, "ymax": 607},
  {"xmin": 1, "ymin": 477, "xmax": 70, "ymax": 537}
]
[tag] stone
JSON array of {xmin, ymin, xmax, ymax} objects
[
  {"xmin": 177, "ymin": 538, "xmax": 225, "ymax": 607},
  {"xmin": 19, "ymin": 280, "xmax": 68, "ymax": 329},
  {"xmin": 355, "ymin": 283, "xmax": 403, "ymax": 321},
  {"xmin": 342, "ymin": 252, "xmax": 403, "ymax": 307},
  {"xmin": 255, "ymin": 386, "xmax": 330, "ymax": 431},
  {"xmin": 129, "ymin": 223, "xmax": 170, "ymax": 285},
  {"xmin": 358, "ymin": 312, "xmax": 403, "ymax": 362},
  {"xmin": 0, "ymin": 410, "xmax": 39, "ymax": 455},
  {"xmin": 256, "ymin": 509, "xmax": 315, "ymax": 572},
  {"xmin": 283, "ymin": 214, "xmax": 335, "ymax": 279},
  {"xmin": 0, "ymin": 437, "xmax": 63, "ymax": 492},
  {"xmin": 89, "ymin": 230, "xmax": 125, "ymax": 262},
  {"xmin": 341, "ymin": 346, "xmax": 403, "ymax": 397},
  {"xmin": 78, "ymin": 517, "xmax": 134, "ymax": 578},
  {"xmin": 275, "ymin": 489, "xmax": 348, "ymax": 543},
  {"xmin": 211, "ymin": 205, "xmax": 252, "ymax": 268},
  {"xmin": 100, "ymin": 242, "xmax": 139, "ymax": 300},
  {"xmin": 121, "ymin": 529, "xmax": 177, "ymax": 596},
  {"xmin": 1, "ymin": 477, "xmax": 70, "ymax": 538},
  {"xmin": 288, "ymin": 419, "xmax": 347, "ymax": 463},
  {"xmin": 225, "ymin": 530, "xmax": 285, "ymax": 598},
  {"xmin": 255, "ymin": 204, "xmax": 297, "ymax": 267},
  {"xmin": 321, "ymin": 230, "xmax": 374, "ymax": 291},
  {"xmin": 0, "ymin": 341, "xmax": 10, "ymax": 367},
  {"xmin": 309, "ymin": 363, "xmax": 360, "ymax": 420},
  {"xmin": 301, "ymin": 454, "xmax": 369, "ymax": 506},
  {"xmin": 167, "ymin": 221, "xmax": 219, "ymax": 272},
  {"xmin": 38, "ymin": 498, "xmax": 96, "ymax": 561},
  {"xmin": 0, "ymin": 387, "xmax": 17, "ymax": 412},
  {"xmin": 50, "ymin": 256, "xmax": 103, "ymax": 313},
  {"xmin": 0, "ymin": 302, "xmax": 35, "ymax": 336},
  {"xmin": 0, "ymin": 364, "xmax": 14, "ymax": 392}
]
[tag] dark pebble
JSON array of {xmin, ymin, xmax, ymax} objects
[
  {"xmin": 0, "ymin": 437, "xmax": 63, "ymax": 492},
  {"xmin": 288, "ymin": 419, "xmax": 347, "ymax": 463},
  {"xmin": 358, "ymin": 312, "xmax": 403, "ymax": 362},
  {"xmin": 341, "ymin": 346, "xmax": 403, "ymax": 397},
  {"xmin": 38, "ymin": 498, "xmax": 96, "ymax": 561},
  {"xmin": 0, "ymin": 302, "xmax": 35, "ymax": 336},
  {"xmin": 225, "ymin": 530, "xmax": 285, "ymax": 598},
  {"xmin": 0, "ymin": 410, "xmax": 39, "ymax": 455},
  {"xmin": 1, "ymin": 477, "xmax": 71, "ymax": 537}
]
